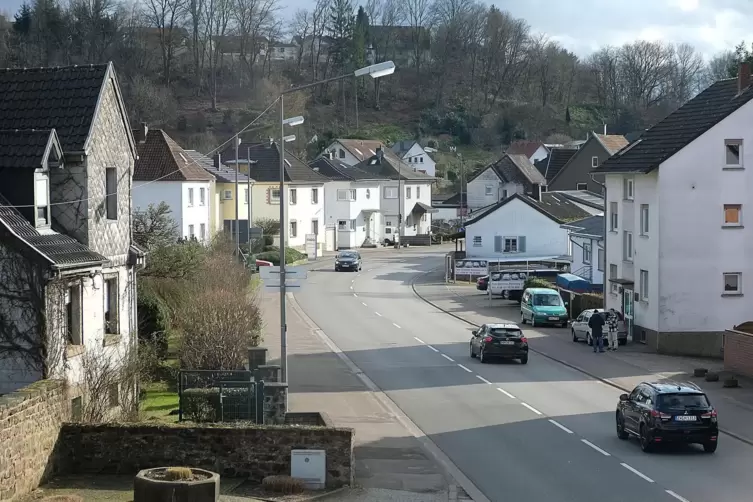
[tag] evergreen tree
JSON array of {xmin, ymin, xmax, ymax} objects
[
  {"xmin": 352, "ymin": 7, "xmax": 369, "ymax": 98},
  {"xmin": 327, "ymin": 0, "xmax": 355, "ymax": 72},
  {"xmin": 729, "ymin": 41, "xmax": 753, "ymax": 78}
]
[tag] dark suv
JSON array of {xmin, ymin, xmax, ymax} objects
[{"xmin": 616, "ymin": 381, "xmax": 718, "ymax": 453}]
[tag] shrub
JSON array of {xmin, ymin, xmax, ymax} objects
[
  {"xmin": 524, "ymin": 277, "xmax": 553, "ymax": 290},
  {"xmin": 181, "ymin": 387, "xmax": 255, "ymax": 422},
  {"xmin": 262, "ymin": 475, "xmax": 305, "ymax": 494},
  {"xmin": 165, "ymin": 467, "xmax": 194, "ymax": 481},
  {"xmin": 256, "ymin": 247, "xmax": 306, "ymax": 265},
  {"xmin": 137, "ymin": 283, "xmax": 171, "ymax": 359}
]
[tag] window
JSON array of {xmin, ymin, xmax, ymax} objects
[
  {"xmin": 384, "ymin": 186, "xmax": 398, "ymax": 199},
  {"xmin": 200, "ymin": 223, "xmax": 206, "ymax": 240},
  {"xmin": 623, "ymin": 178, "xmax": 634, "ymax": 200},
  {"xmin": 623, "ymin": 231, "xmax": 633, "ymax": 261},
  {"xmin": 610, "ymin": 263, "xmax": 617, "ymax": 279},
  {"xmin": 640, "ymin": 204, "xmax": 649, "ymax": 235},
  {"xmin": 270, "ymin": 188, "xmax": 281, "ymax": 203},
  {"xmin": 485, "ymin": 185, "xmax": 493, "ymax": 196},
  {"xmin": 583, "ymin": 242, "xmax": 592, "ymax": 264},
  {"xmin": 337, "ymin": 189, "xmax": 356, "ymax": 201},
  {"xmin": 199, "ymin": 187, "xmax": 206, "ymax": 205},
  {"xmin": 338, "ymin": 219, "xmax": 355, "ymax": 231},
  {"xmin": 223, "ymin": 189, "xmax": 232, "ymax": 200},
  {"xmin": 591, "ymin": 156, "xmax": 599, "ymax": 168},
  {"xmin": 71, "ymin": 396, "xmax": 83, "ymax": 421},
  {"xmin": 420, "ymin": 156, "xmax": 424, "ymax": 163},
  {"xmin": 311, "ymin": 219, "xmax": 319, "ymax": 235},
  {"xmin": 723, "ymin": 272, "xmax": 742, "ymax": 295},
  {"xmin": 104, "ymin": 277, "xmax": 118, "ymax": 335},
  {"xmin": 109, "ymin": 384, "xmax": 119, "ymax": 407},
  {"xmin": 244, "ymin": 188, "xmax": 249, "ymax": 204},
  {"xmin": 597, "ymin": 248, "xmax": 605, "ymax": 271},
  {"xmin": 723, "ymin": 204, "xmax": 742, "ymax": 227},
  {"xmin": 289, "ymin": 188, "xmax": 297, "ymax": 205},
  {"xmin": 495, "ymin": 236, "xmax": 525, "ymax": 253},
  {"xmin": 725, "ymin": 139, "xmax": 742, "ymax": 167},
  {"xmin": 66, "ymin": 284, "xmax": 82, "ymax": 345},
  {"xmin": 35, "ymin": 174, "xmax": 49, "ymax": 227},
  {"xmin": 188, "ymin": 187, "xmax": 194, "ymax": 206},
  {"xmin": 639, "ymin": 269, "xmax": 649, "ymax": 302},
  {"xmin": 105, "ymin": 167, "xmax": 117, "ymax": 220},
  {"xmin": 188, "ymin": 224, "xmax": 195, "ymax": 238},
  {"xmin": 576, "ymin": 183, "xmax": 588, "ymax": 191},
  {"xmin": 502, "ymin": 189, "xmax": 508, "ymax": 199},
  {"xmin": 311, "ymin": 188, "xmax": 319, "ymax": 204},
  {"xmin": 417, "ymin": 186, "xmax": 421, "ymax": 198},
  {"xmin": 473, "ymin": 236, "xmax": 482, "ymax": 247},
  {"xmin": 406, "ymin": 187, "xmax": 412, "ymax": 199},
  {"xmin": 385, "ymin": 220, "xmax": 393, "ymax": 227},
  {"xmin": 338, "ymin": 148, "xmax": 345, "ymax": 159},
  {"xmin": 290, "ymin": 220, "xmax": 297, "ymax": 237},
  {"xmin": 610, "ymin": 202, "xmax": 618, "ymax": 231}
]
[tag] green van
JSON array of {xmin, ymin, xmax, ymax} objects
[{"xmin": 520, "ymin": 288, "xmax": 568, "ymax": 328}]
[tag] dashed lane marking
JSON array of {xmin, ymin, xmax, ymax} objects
[
  {"xmin": 361, "ymin": 302, "xmax": 368, "ymax": 307},
  {"xmin": 665, "ymin": 490, "xmax": 690, "ymax": 502},
  {"xmin": 414, "ymin": 337, "xmax": 425, "ymax": 344},
  {"xmin": 497, "ymin": 388, "xmax": 516, "ymax": 399},
  {"xmin": 393, "ymin": 323, "xmax": 401, "ymax": 328},
  {"xmin": 582, "ymin": 439, "xmax": 611, "ymax": 457},
  {"xmin": 427, "ymin": 345, "xmax": 440, "ymax": 353},
  {"xmin": 375, "ymin": 312, "xmax": 382, "ymax": 317},
  {"xmin": 620, "ymin": 463, "xmax": 654, "ymax": 483},
  {"xmin": 548, "ymin": 419, "xmax": 574, "ymax": 434},
  {"xmin": 475, "ymin": 375, "xmax": 492, "ymax": 384},
  {"xmin": 521, "ymin": 402, "xmax": 543, "ymax": 415},
  {"xmin": 457, "ymin": 364, "xmax": 473, "ymax": 373},
  {"xmin": 441, "ymin": 354, "xmax": 455, "ymax": 362},
  {"xmin": 353, "ymin": 293, "xmax": 358, "ymax": 297}
]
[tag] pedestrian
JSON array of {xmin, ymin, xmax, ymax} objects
[
  {"xmin": 606, "ymin": 308, "xmax": 619, "ymax": 351},
  {"xmin": 588, "ymin": 309, "xmax": 606, "ymax": 353}
]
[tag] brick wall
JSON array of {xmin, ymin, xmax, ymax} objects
[
  {"xmin": 0, "ymin": 380, "xmax": 70, "ymax": 501},
  {"xmin": 56, "ymin": 422, "xmax": 355, "ymax": 487},
  {"xmin": 724, "ymin": 329, "xmax": 753, "ymax": 377}
]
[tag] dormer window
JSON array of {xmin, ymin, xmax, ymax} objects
[{"xmin": 35, "ymin": 170, "xmax": 50, "ymax": 227}]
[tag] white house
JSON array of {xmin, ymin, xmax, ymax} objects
[
  {"xmin": 322, "ymin": 139, "xmax": 385, "ymax": 166},
  {"xmin": 562, "ymin": 215, "xmax": 605, "ymax": 287},
  {"xmin": 310, "ymin": 156, "xmax": 387, "ymax": 249},
  {"xmin": 391, "ymin": 140, "xmax": 436, "ymax": 176},
  {"xmin": 466, "ymin": 154, "xmax": 547, "ymax": 210},
  {"xmin": 506, "ymin": 140, "xmax": 549, "ymax": 164},
  {"xmin": 594, "ymin": 64, "xmax": 753, "ymax": 358},
  {"xmin": 432, "ymin": 193, "xmax": 462, "ymax": 222},
  {"xmin": 463, "ymin": 185, "xmax": 591, "ymax": 260},
  {"xmin": 132, "ymin": 127, "xmax": 215, "ymax": 242}
]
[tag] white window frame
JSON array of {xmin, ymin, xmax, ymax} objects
[
  {"xmin": 639, "ymin": 269, "xmax": 649, "ymax": 302},
  {"xmin": 485, "ymin": 185, "xmax": 493, "ymax": 196},
  {"xmin": 199, "ymin": 223, "xmax": 206, "ymax": 240},
  {"xmin": 270, "ymin": 188, "xmax": 281, "ymax": 204},
  {"xmin": 623, "ymin": 178, "xmax": 634, "ymax": 200},
  {"xmin": 311, "ymin": 219, "xmax": 319, "ymax": 235},
  {"xmin": 591, "ymin": 156, "xmax": 599, "ymax": 168},
  {"xmin": 576, "ymin": 182, "xmax": 588, "ymax": 191},
  {"xmin": 188, "ymin": 224, "xmax": 195, "ymax": 238},
  {"xmin": 406, "ymin": 187, "xmax": 412, "ymax": 199},
  {"xmin": 244, "ymin": 188, "xmax": 249, "ymax": 204},
  {"xmin": 188, "ymin": 187, "xmax": 194, "ymax": 206},
  {"xmin": 723, "ymin": 272, "xmax": 743, "ymax": 295},
  {"xmin": 337, "ymin": 189, "xmax": 356, "ymax": 201},
  {"xmin": 290, "ymin": 220, "xmax": 297, "ymax": 237},
  {"xmin": 597, "ymin": 247, "xmax": 605, "ymax": 271},
  {"xmin": 623, "ymin": 231, "xmax": 633, "ymax": 262},
  {"xmin": 640, "ymin": 204, "xmax": 649, "ymax": 235},
  {"xmin": 35, "ymin": 171, "xmax": 49, "ymax": 227},
  {"xmin": 503, "ymin": 236, "xmax": 518, "ymax": 253},
  {"xmin": 472, "ymin": 236, "xmax": 482, "ymax": 247},
  {"xmin": 383, "ymin": 186, "xmax": 398, "ymax": 199},
  {"xmin": 723, "ymin": 204, "xmax": 742, "ymax": 227},
  {"xmin": 609, "ymin": 263, "xmax": 617, "ymax": 279},
  {"xmin": 724, "ymin": 139, "xmax": 743, "ymax": 168},
  {"xmin": 337, "ymin": 219, "xmax": 355, "ymax": 231},
  {"xmin": 289, "ymin": 188, "xmax": 297, "ymax": 205},
  {"xmin": 199, "ymin": 187, "xmax": 206, "ymax": 206},
  {"xmin": 610, "ymin": 201, "xmax": 618, "ymax": 231},
  {"xmin": 583, "ymin": 242, "xmax": 592, "ymax": 264}
]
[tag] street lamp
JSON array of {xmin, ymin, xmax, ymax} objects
[{"xmin": 278, "ymin": 61, "xmax": 396, "ymax": 389}]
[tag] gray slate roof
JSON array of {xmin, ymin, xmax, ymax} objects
[
  {"xmin": 563, "ymin": 215, "xmax": 604, "ymax": 239},
  {"xmin": 183, "ymin": 149, "xmax": 253, "ymax": 183},
  {"xmin": 535, "ymin": 148, "xmax": 578, "ymax": 182},
  {"xmin": 553, "ymin": 190, "xmax": 604, "ymax": 211},
  {"xmin": 309, "ymin": 157, "xmax": 387, "ymax": 181},
  {"xmin": 222, "ymin": 142, "xmax": 328, "ymax": 183},
  {"xmin": 468, "ymin": 153, "xmax": 546, "ymax": 187},
  {"xmin": 355, "ymin": 151, "xmax": 434, "ymax": 181},
  {"xmin": 0, "ymin": 129, "xmax": 56, "ymax": 169},
  {"xmin": 596, "ymin": 78, "xmax": 753, "ymax": 173},
  {"xmin": 465, "ymin": 192, "xmax": 591, "ymax": 226}
]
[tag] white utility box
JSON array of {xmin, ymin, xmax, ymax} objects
[{"xmin": 290, "ymin": 449, "xmax": 326, "ymax": 490}]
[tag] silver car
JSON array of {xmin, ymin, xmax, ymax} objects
[{"xmin": 570, "ymin": 309, "xmax": 627, "ymax": 346}]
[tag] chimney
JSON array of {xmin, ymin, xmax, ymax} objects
[
  {"xmin": 376, "ymin": 146, "xmax": 383, "ymax": 162},
  {"xmin": 603, "ymin": 124, "xmax": 607, "ymax": 135},
  {"xmin": 531, "ymin": 183, "xmax": 542, "ymax": 202},
  {"xmin": 133, "ymin": 122, "xmax": 148, "ymax": 143},
  {"xmin": 739, "ymin": 62, "xmax": 751, "ymax": 93},
  {"xmin": 214, "ymin": 152, "xmax": 221, "ymax": 169},
  {"xmin": 269, "ymin": 137, "xmax": 274, "ymax": 146}
]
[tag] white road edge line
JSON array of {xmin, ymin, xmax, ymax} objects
[
  {"xmin": 548, "ymin": 419, "xmax": 574, "ymax": 434},
  {"xmin": 475, "ymin": 375, "xmax": 492, "ymax": 384},
  {"xmin": 375, "ymin": 312, "xmax": 382, "ymax": 317},
  {"xmin": 581, "ymin": 439, "xmax": 611, "ymax": 456},
  {"xmin": 361, "ymin": 302, "xmax": 368, "ymax": 307},
  {"xmin": 441, "ymin": 354, "xmax": 455, "ymax": 362},
  {"xmin": 620, "ymin": 463, "xmax": 654, "ymax": 483},
  {"xmin": 457, "ymin": 364, "xmax": 473, "ymax": 373},
  {"xmin": 414, "ymin": 337, "xmax": 425, "ymax": 344},
  {"xmin": 665, "ymin": 490, "xmax": 690, "ymax": 502},
  {"xmin": 353, "ymin": 293, "xmax": 358, "ymax": 297},
  {"xmin": 427, "ymin": 345, "xmax": 440, "ymax": 352},
  {"xmin": 350, "ymin": 286, "xmax": 353, "ymax": 290},
  {"xmin": 393, "ymin": 323, "xmax": 401, "ymax": 329},
  {"xmin": 521, "ymin": 402, "xmax": 543, "ymax": 415},
  {"xmin": 497, "ymin": 387, "xmax": 516, "ymax": 399}
]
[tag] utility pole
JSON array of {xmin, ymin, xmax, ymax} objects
[
  {"xmin": 247, "ymin": 147, "xmax": 252, "ymax": 250},
  {"xmin": 234, "ymin": 134, "xmax": 240, "ymax": 251},
  {"xmin": 459, "ymin": 152, "xmax": 465, "ymax": 228},
  {"xmin": 398, "ymin": 156, "xmax": 403, "ymax": 245},
  {"xmin": 278, "ymin": 94, "xmax": 288, "ymax": 385}
]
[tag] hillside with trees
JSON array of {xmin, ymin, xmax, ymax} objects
[{"xmin": 0, "ymin": 0, "xmax": 747, "ymax": 181}]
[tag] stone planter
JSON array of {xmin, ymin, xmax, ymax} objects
[
  {"xmin": 723, "ymin": 377, "xmax": 739, "ymax": 388},
  {"xmin": 705, "ymin": 372, "xmax": 720, "ymax": 382},
  {"xmin": 134, "ymin": 467, "xmax": 220, "ymax": 502},
  {"xmin": 693, "ymin": 368, "xmax": 708, "ymax": 377}
]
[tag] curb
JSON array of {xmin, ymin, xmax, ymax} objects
[{"xmin": 409, "ymin": 268, "xmax": 753, "ymax": 448}]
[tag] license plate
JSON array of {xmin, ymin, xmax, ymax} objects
[
  {"xmin": 548, "ymin": 317, "xmax": 559, "ymax": 321},
  {"xmin": 674, "ymin": 415, "xmax": 697, "ymax": 422},
  {"xmin": 498, "ymin": 341, "xmax": 514, "ymax": 345}
]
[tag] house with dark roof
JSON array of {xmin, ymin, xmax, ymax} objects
[
  {"xmin": 390, "ymin": 140, "xmax": 436, "ymax": 176},
  {"xmin": 505, "ymin": 140, "xmax": 549, "ymax": 164},
  {"xmin": 561, "ymin": 215, "xmax": 605, "ymax": 288},
  {"xmin": 322, "ymin": 138, "xmax": 385, "ymax": 166},
  {"xmin": 132, "ymin": 126, "xmax": 215, "ymax": 243},
  {"xmin": 548, "ymin": 132, "xmax": 628, "ymax": 193},
  {"xmin": 535, "ymin": 147, "xmax": 579, "ymax": 184},
  {"xmin": 466, "ymin": 153, "xmax": 547, "ymax": 210},
  {"xmin": 432, "ymin": 192, "xmax": 463, "ymax": 223},
  {"xmin": 462, "ymin": 184, "xmax": 591, "ymax": 261},
  {"xmin": 0, "ymin": 63, "xmax": 144, "ymax": 395},
  {"xmin": 592, "ymin": 63, "xmax": 753, "ymax": 357}
]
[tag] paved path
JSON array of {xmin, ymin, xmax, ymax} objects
[{"xmin": 290, "ymin": 251, "xmax": 753, "ymax": 502}]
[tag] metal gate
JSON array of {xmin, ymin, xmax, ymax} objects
[{"xmin": 178, "ymin": 370, "xmax": 264, "ymax": 423}]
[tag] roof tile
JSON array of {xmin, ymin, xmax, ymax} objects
[
  {"xmin": 135, "ymin": 129, "xmax": 214, "ymax": 182},
  {"xmin": 0, "ymin": 129, "xmax": 54, "ymax": 169}
]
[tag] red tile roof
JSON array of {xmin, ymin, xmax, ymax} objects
[
  {"xmin": 135, "ymin": 129, "xmax": 214, "ymax": 182},
  {"xmin": 506, "ymin": 140, "xmax": 545, "ymax": 159}
]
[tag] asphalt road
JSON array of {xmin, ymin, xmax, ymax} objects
[{"xmin": 294, "ymin": 251, "xmax": 753, "ymax": 502}]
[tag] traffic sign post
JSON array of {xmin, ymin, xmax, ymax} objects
[{"xmin": 259, "ymin": 266, "xmax": 308, "ymax": 289}]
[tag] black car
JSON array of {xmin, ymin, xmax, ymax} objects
[
  {"xmin": 469, "ymin": 323, "xmax": 528, "ymax": 364},
  {"xmin": 335, "ymin": 251, "xmax": 362, "ymax": 272},
  {"xmin": 616, "ymin": 381, "xmax": 718, "ymax": 453}
]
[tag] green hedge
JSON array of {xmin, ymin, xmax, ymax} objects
[
  {"xmin": 256, "ymin": 247, "xmax": 307, "ymax": 265},
  {"xmin": 523, "ymin": 277, "xmax": 554, "ymax": 290}
]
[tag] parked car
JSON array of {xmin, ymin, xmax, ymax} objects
[
  {"xmin": 570, "ymin": 309, "xmax": 627, "ymax": 346},
  {"xmin": 616, "ymin": 381, "xmax": 718, "ymax": 453},
  {"xmin": 476, "ymin": 276, "xmax": 489, "ymax": 291},
  {"xmin": 520, "ymin": 288, "xmax": 568, "ymax": 327},
  {"xmin": 469, "ymin": 323, "xmax": 528, "ymax": 364},
  {"xmin": 335, "ymin": 251, "xmax": 362, "ymax": 272}
]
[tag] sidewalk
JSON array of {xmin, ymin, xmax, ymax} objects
[
  {"xmin": 256, "ymin": 287, "xmax": 460, "ymax": 501},
  {"xmin": 413, "ymin": 272, "xmax": 753, "ymax": 446}
]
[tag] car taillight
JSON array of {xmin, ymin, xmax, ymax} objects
[
  {"xmin": 484, "ymin": 336, "xmax": 493, "ymax": 343},
  {"xmin": 701, "ymin": 410, "xmax": 717, "ymax": 421},
  {"xmin": 520, "ymin": 337, "xmax": 528, "ymax": 344},
  {"xmin": 650, "ymin": 410, "xmax": 671, "ymax": 419}
]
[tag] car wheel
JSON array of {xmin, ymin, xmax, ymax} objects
[
  {"xmin": 616, "ymin": 413, "xmax": 629, "ymax": 440},
  {"xmin": 519, "ymin": 354, "xmax": 528, "ymax": 365},
  {"xmin": 639, "ymin": 424, "xmax": 654, "ymax": 452},
  {"xmin": 470, "ymin": 343, "xmax": 476, "ymax": 358},
  {"xmin": 560, "ymin": 322, "xmax": 568, "ymax": 328},
  {"xmin": 703, "ymin": 441, "xmax": 718, "ymax": 453},
  {"xmin": 335, "ymin": 267, "xmax": 339, "ymax": 272},
  {"xmin": 479, "ymin": 348, "xmax": 487, "ymax": 364},
  {"xmin": 520, "ymin": 312, "xmax": 527, "ymax": 325},
  {"xmin": 587, "ymin": 333, "xmax": 593, "ymax": 346},
  {"xmin": 572, "ymin": 329, "xmax": 578, "ymax": 342},
  {"xmin": 530, "ymin": 316, "xmax": 536, "ymax": 328}
]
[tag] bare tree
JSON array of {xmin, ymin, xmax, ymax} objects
[
  {"xmin": 588, "ymin": 46, "xmax": 622, "ymax": 123},
  {"xmin": 668, "ymin": 43, "xmax": 704, "ymax": 104},
  {"xmin": 404, "ymin": 0, "xmax": 432, "ymax": 85},
  {"xmin": 203, "ymin": 0, "xmax": 233, "ymax": 108},
  {"xmin": 619, "ymin": 40, "xmax": 675, "ymax": 110},
  {"xmin": 233, "ymin": 0, "xmax": 279, "ymax": 87},
  {"xmin": 703, "ymin": 50, "xmax": 735, "ymax": 87},
  {"xmin": 144, "ymin": 0, "xmax": 189, "ymax": 84},
  {"xmin": 187, "ymin": 0, "xmax": 205, "ymax": 91},
  {"xmin": 291, "ymin": 9, "xmax": 311, "ymax": 71}
]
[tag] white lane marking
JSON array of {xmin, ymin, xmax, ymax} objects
[
  {"xmin": 441, "ymin": 354, "xmax": 455, "ymax": 362},
  {"xmin": 497, "ymin": 388, "xmax": 516, "ymax": 399},
  {"xmin": 521, "ymin": 402, "xmax": 543, "ymax": 415},
  {"xmin": 414, "ymin": 337, "xmax": 425, "ymax": 344},
  {"xmin": 353, "ymin": 293, "xmax": 358, "ymax": 297},
  {"xmin": 548, "ymin": 419, "xmax": 574, "ymax": 434},
  {"xmin": 361, "ymin": 302, "xmax": 368, "ymax": 307},
  {"xmin": 620, "ymin": 463, "xmax": 654, "ymax": 483},
  {"xmin": 665, "ymin": 490, "xmax": 690, "ymax": 502},
  {"xmin": 475, "ymin": 375, "xmax": 492, "ymax": 384},
  {"xmin": 457, "ymin": 364, "xmax": 473, "ymax": 373},
  {"xmin": 581, "ymin": 439, "xmax": 610, "ymax": 456},
  {"xmin": 375, "ymin": 312, "xmax": 382, "ymax": 317},
  {"xmin": 427, "ymin": 345, "xmax": 440, "ymax": 352},
  {"xmin": 350, "ymin": 286, "xmax": 353, "ymax": 290},
  {"xmin": 393, "ymin": 323, "xmax": 401, "ymax": 329}
]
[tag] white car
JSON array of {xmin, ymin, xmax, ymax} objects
[{"xmin": 570, "ymin": 309, "xmax": 627, "ymax": 346}]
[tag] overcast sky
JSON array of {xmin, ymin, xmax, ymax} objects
[{"xmin": 2, "ymin": 0, "xmax": 751, "ymax": 60}]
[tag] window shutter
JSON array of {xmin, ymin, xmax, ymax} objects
[
  {"xmin": 494, "ymin": 236, "xmax": 502, "ymax": 253},
  {"xmin": 518, "ymin": 236, "xmax": 526, "ymax": 252}
]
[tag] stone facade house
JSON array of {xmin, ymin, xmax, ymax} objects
[{"xmin": 0, "ymin": 63, "xmax": 145, "ymax": 400}]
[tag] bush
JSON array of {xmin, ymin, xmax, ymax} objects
[
  {"xmin": 524, "ymin": 277, "xmax": 553, "ymax": 290},
  {"xmin": 137, "ymin": 283, "xmax": 171, "ymax": 360},
  {"xmin": 256, "ymin": 247, "xmax": 306, "ymax": 265}
]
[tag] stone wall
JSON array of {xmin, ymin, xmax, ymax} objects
[
  {"xmin": 56, "ymin": 421, "xmax": 354, "ymax": 487},
  {"xmin": 724, "ymin": 328, "xmax": 753, "ymax": 377},
  {"xmin": 0, "ymin": 380, "xmax": 70, "ymax": 501}
]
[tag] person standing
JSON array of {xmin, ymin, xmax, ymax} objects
[
  {"xmin": 606, "ymin": 308, "xmax": 619, "ymax": 351},
  {"xmin": 588, "ymin": 309, "xmax": 605, "ymax": 353}
]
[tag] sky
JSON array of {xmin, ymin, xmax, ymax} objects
[{"xmin": 2, "ymin": 0, "xmax": 751, "ymax": 60}]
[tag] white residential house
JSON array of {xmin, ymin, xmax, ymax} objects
[
  {"xmin": 505, "ymin": 140, "xmax": 549, "ymax": 164},
  {"xmin": 594, "ymin": 63, "xmax": 753, "ymax": 357},
  {"xmin": 311, "ymin": 156, "xmax": 387, "ymax": 249},
  {"xmin": 391, "ymin": 140, "xmax": 436, "ymax": 176},
  {"xmin": 463, "ymin": 185, "xmax": 591, "ymax": 260},
  {"xmin": 466, "ymin": 154, "xmax": 547, "ymax": 210},
  {"xmin": 322, "ymin": 139, "xmax": 384, "ymax": 166},
  {"xmin": 562, "ymin": 215, "xmax": 605, "ymax": 287},
  {"xmin": 132, "ymin": 127, "xmax": 215, "ymax": 242},
  {"xmin": 0, "ymin": 64, "xmax": 146, "ymax": 399}
]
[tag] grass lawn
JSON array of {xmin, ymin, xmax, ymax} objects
[{"xmin": 141, "ymin": 381, "xmax": 179, "ymax": 423}]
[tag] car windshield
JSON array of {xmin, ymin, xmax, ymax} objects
[
  {"xmin": 657, "ymin": 393, "xmax": 710, "ymax": 410},
  {"xmin": 533, "ymin": 294, "xmax": 562, "ymax": 307},
  {"xmin": 488, "ymin": 328, "xmax": 522, "ymax": 337},
  {"xmin": 338, "ymin": 253, "xmax": 357, "ymax": 259}
]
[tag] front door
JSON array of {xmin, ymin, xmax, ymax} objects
[{"xmin": 623, "ymin": 289, "xmax": 635, "ymax": 342}]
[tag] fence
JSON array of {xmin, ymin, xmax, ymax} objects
[{"xmin": 178, "ymin": 370, "xmax": 264, "ymax": 423}]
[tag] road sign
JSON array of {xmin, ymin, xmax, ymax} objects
[
  {"xmin": 259, "ymin": 266, "xmax": 308, "ymax": 281},
  {"xmin": 263, "ymin": 280, "xmax": 303, "ymax": 289}
]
